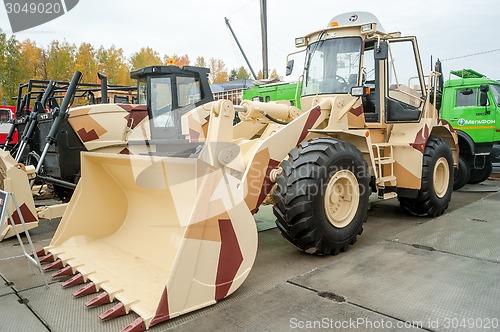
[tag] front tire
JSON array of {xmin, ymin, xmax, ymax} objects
[
  {"xmin": 399, "ymin": 136, "xmax": 453, "ymax": 217},
  {"xmin": 272, "ymin": 138, "xmax": 370, "ymax": 255}
]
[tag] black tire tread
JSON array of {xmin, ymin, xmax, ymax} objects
[
  {"xmin": 399, "ymin": 136, "xmax": 453, "ymax": 217},
  {"xmin": 272, "ymin": 138, "xmax": 370, "ymax": 255}
]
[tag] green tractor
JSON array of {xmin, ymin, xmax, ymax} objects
[{"xmin": 439, "ymin": 69, "xmax": 500, "ymax": 190}]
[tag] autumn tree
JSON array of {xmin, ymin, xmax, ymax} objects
[
  {"xmin": 195, "ymin": 56, "xmax": 207, "ymax": 68},
  {"xmin": 46, "ymin": 40, "xmax": 76, "ymax": 81},
  {"xmin": 163, "ymin": 54, "xmax": 190, "ymax": 67},
  {"xmin": 96, "ymin": 45, "xmax": 132, "ymax": 86},
  {"xmin": 18, "ymin": 39, "xmax": 44, "ymax": 82},
  {"xmin": 0, "ymin": 30, "xmax": 22, "ymax": 105},
  {"xmin": 74, "ymin": 42, "xmax": 98, "ymax": 83},
  {"xmin": 130, "ymin": 47, "xmax": 162, "ymax": 70},
  {"xmin": 209, "ymin": 57, "xmax": 228, "ymax": 83},
  {"xmin": 270, "ymin": 69, "xmax": 280, "ymax": 79}
]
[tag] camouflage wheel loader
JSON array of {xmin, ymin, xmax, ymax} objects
[
  {"xmin": 0, "ymin": 65, "xmax": 213, "ymax": 241},
  {"xmin": 34, "ymin": 12, "xmax": 457, "ymax": 331}
]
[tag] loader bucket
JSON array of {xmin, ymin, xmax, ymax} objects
[
  {"xmin": 43, "ymin": 151, "xmax": 257, "ymax": 331},
  {"xmin": 0, "ymin": 150, "xmax": 38, "ymax": 241}
]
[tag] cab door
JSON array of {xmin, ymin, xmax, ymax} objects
[
  {"xmin": 450, "ymin": 86, "xmax": 495, "ymax": 143},
  {"xmin": 489, "ymin": 84, "xmax": 500, "ymax": 142}
]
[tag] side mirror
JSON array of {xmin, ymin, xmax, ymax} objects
[
  {"xmin": 479, "ymin": 90, "xmax": 488, "ymax": 107},
  {"xmin": 479, "ymin": 84, "xmax": 489, "ymax": 106},
  {"xmin": 374, "ymin": 41, "xmax": 388, "ymax": 60},
  {"xmin": 286, "ymin": 60, "xmax": 294, "ymax": 76}
]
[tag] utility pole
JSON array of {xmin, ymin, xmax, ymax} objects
[{"xmin": 260, "ymin": 0, "xmax": 268, "ymax": 79}]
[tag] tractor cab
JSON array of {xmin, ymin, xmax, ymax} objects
[
  {"xmin": 288, "ymin": 12, "xmax": 430, "ymax": 127},
  {"xmin": 130, "ymin": 65, "xmax": 212, "ymax": 140}
]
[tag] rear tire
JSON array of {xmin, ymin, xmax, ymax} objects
[
  {"xmin": 399, "ymin": 136, "xmax": 453, "ymax": 217},
  {"xmin": 468, "ymin": 157, "xmax": 492, "ymax": 184},
  {"xmin": 453, "ymin": 156, "xmax": 470, "ymax": 191},
  {"xmin": 272, "ymin": 138, "xmax": 370, "ymax": 255}
]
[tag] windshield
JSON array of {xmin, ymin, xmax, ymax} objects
[
  {"xmin": 150, "ymin": 77, "xmax": 173, "ymax": 128},
  {"xmin": 490, "ymin": 84, "xmax": 500, "ymax": 106},
  {"xmin": 302, "ymin": 37, "xmax": 362, "ymax": 96}
]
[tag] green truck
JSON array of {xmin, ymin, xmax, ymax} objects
[
  {"xmin": 439, "ymin": 69, "xmax": 500, "ymax": 189},
  {"xmin": 243, "ymin": 68, "xmax": 499, "ymax": 190},
  {"xmin": 242, "ymin": 81, "xmax": 302, "ymax": 108}
]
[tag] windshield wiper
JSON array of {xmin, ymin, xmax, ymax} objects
[{"xmin": 304, "ymin": 30, "xmax": 327, "ymax": 71}]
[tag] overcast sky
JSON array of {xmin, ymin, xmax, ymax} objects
[{"xmin": 1, "ymin": 0, "xmax": 499, "ymax": 81}]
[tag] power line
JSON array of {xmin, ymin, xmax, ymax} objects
[
  {"xmin": 440, "ymin": 48, "xmax": 500, "ymax": 61},
  {"xmin": 226, "ymin": 0, "xmax": 258, "ymax": 17}
]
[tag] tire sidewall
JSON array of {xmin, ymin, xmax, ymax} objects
[
  {"xmin": 310, "ymin": 152, "xmax": 369, "ymax": 245},
  {"xmin": 425, "ymin": 137, "xmax": 454, "ymax": 209}
]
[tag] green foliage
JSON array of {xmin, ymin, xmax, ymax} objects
[
  {"xmin": 236, "ymin": 66, "xmax": 250, "ymax": 79},
  {"xmin": 96, "ymin": 45, "xmax": 132, "ymax": 85},
  {"xmin": 74, "ymin": 43, "xmax": 98, "ymax": 83},
  {"xmin": 46, "ymin": 40, "xmax": 76, "ymax": 81},
  {"xmin": 229, "ymin": 68, "xmax": 238, "ymax": 81},
  {"xmin": 131, "ymin": 47, "xmax": 162, "ymax": 70},
  {"xmin": 0, "ymin": 30, "xmax": 22, "ymax": 104},
  {"xmin": 195, "ymin": 56, "xmax": 207, "ymax": 68}
]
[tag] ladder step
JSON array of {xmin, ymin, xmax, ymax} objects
[
  {"xmin": 382, "ymin": 192, "xmax": 397, "ymax": 199},
  {"xmin": 375, "ymin": 158, "xmax": 394, "ymax": 165},
  {"xmin": 378, "ymin": 175, "xmax": 396, "ymax": 183}
]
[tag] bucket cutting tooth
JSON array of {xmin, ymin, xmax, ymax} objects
[
  {"xmin": 85, "ymin": 292, "xmax": 112, "ymax": 307},
  {"xmin": 33, "ymin": 248, "xmax": 47, "ymax": 258},
  {"xmin": 39, "ymin": 253, "xmax": 55, "ymax": 264},
  {"xmin": 100, "ymin": 302, "xmax": 126, "ymax": 320},
  {"xmin": 122, "ymin": 318, "xmax": 146, "ymax": 332},
  {"xmin": 51, "ymin": 266, "xmax": 74, "ymax": 278},
  {"xmin": 43, "ymin": 259, "xmax": 63, "ymax": 271},
  {"xmin": 62, "ymin": 273, "xmax": 85, "ymax": 288},
  {"xmin": 73, "ymin": 282, "xmax": 98, "ymax": 297}
]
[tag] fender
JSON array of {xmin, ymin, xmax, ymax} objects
[{"xmin": 456, "ymin": 130, "xmax": 475, "ymax": 156}]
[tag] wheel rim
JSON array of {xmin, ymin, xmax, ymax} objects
[
  {"xmin": 433, "ymin": 157, "xmax": 450, "ymax": 198},
  {"xmin": 324, "ymin": 170, "xmax": 360, "ymax": 228}
]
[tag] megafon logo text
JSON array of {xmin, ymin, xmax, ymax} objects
[
  {"xmin": 4, "ymin": 0, "xmax": 79, "ymax": 33},
  {"xmin": 457, "ymin": 118, "xmax": 496, "ymax": 126}
]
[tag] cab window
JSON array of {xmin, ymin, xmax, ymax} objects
[
  {"xmin": 176, "ymin": 76, "xmax": 201, "ymax": 107},
  {"xmin": 0, "ymin": 109, "xmax": 12, "ymax": 123},
  {"xmin": 455, "ymin": 88, "xmax": 478, "ymax": 107}
]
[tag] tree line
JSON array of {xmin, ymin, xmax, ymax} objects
[{"xmin": 0, "ymin": 29, "xmax": 269, "ymax": 105}]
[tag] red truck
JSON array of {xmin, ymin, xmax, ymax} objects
[{"xmin": 0, "ymin": 105, "xmax": 17, "ymax": 146}]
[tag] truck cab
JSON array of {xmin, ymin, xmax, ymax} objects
[{"xmin": 440, "ymin": 69, "xmax": 500, "ymax": 188}]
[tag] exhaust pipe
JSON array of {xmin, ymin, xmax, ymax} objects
[{"xmin": 97, "ymin": 72, "xmax": 108, "ymax": 104}]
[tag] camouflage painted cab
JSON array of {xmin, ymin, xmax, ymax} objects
[{"xmin": 68, "ymin": 65, "xmax": 213, "ymax": 155}]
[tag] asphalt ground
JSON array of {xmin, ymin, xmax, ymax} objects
[{"xmin": 1, "ymin": 177, "xmax": 499, "ymax": 332}]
